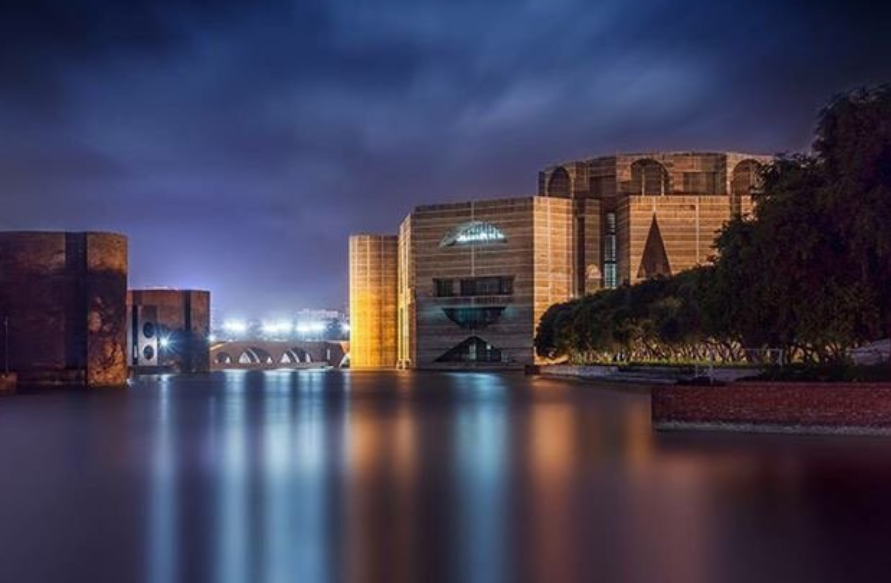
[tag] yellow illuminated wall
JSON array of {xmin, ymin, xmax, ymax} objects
[{"xmin": 349, "ymin": 234, "xmax": 398, "ymax": 368}]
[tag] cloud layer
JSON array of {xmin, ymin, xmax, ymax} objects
[{"xmin": 2, "ymin": 0, "xmax": 890, "ymax": 315}]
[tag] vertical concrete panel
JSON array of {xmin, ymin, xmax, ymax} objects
[
  {"xmin": 349, "ymin": 234, "xmax": 398, "ymax": 368},
  {"xmin": 85, "ymin": 233, "xmax": 129, "ymax": 386},
  {"xmin": 0, "ymin": 231, "xmax": 129, "ymax": 386}
]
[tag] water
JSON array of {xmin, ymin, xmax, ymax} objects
[{"xmin": 1, "ymin": 370, "xmax": 890, "ymax": 583}]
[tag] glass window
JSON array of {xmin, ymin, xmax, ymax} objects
[
  {"xmin": 440, "ymin": 221, "xmax": 507, "ymax": 247},
  {"xmin": 604, "ymin": 264, "xmax": 618, "ymax": 289}
]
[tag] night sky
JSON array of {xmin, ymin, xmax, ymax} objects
[{"xmin": 2, "ymin": 0, "xmax": 890, "ymax": 318}]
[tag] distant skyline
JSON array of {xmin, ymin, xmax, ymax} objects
[{"xmin": 2, "ymin": 0, "xmax": 891, "ymax": 315}]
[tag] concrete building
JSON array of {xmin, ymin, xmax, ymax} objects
[
  {"xmin": 351, "ymin": 151, "xmax": 770, "ymax": 369},
  {"xmin": 0, "ymin": 231, "xmax": 129, "ymax": 386},
  {"xmin": 128, "ymin": 289, "xmax": 211, "ymax": 373},
  {"xmin": 396, "ymin": 197, "xmax": 573, "ymax": 367},
  {"xmin": 349, "ymin": 234, "xmax": 398, "ymax": 368},
  {"xmin": 539, "ymin": 152, "xmax": 772, "ymax": 291}
]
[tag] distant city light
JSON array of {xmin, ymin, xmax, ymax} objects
[
  {"xmin": 208, "ymin": 334, "xmax": 217, "ymax": 343},
  {"xmin": 341, "ymin": 323, "xmax": 350, "ymax": 333},
  {"xmin": 296, "ymin": 321, "xmax": 326, "ymax": 334},
  {"xmin": 223, "ymin": 320, "xmax": 247, "ymax": 334},
  {"xmin": 262, "ymin": 321, "xmax": 293, "ymax": 335}
]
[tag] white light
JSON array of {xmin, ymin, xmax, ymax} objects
[
  {"xmin": 223, "ymin": 320, "xmax": 247, "ymax": 334},
  {"xmin": 159, "ymin": 337, "xmax": 170, "ymax": 349},
  {"xmin": 341, "ymin": 323, "xmax": 350, "ymax": 333},
  {"xmin": 262, "ymin": 321, "xmax": 293, "ymax": 335},
  {"xmin": 208, "ymin": 334, "xmax": 217, "ymax": 343},
  {"xmin": 296, "ymin": 321, "xmax": 326, "ymax": 334}
]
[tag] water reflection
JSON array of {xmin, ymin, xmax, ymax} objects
[
  {"xmin": 148, "ymin": 379, "xmax": 177, "ymax": 583},
  {"xmin": 452, "ymin": 373, "xmax": 511, "ymax": 583},
  {"xmin": 3, "ymin": 371, "xmax": 891, "ymax": 582}
]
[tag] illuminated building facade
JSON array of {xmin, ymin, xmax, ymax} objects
[
  {"xmin": 352, "ymin": 151, "xmax": 770, "ymax": 369},
  {"xmin": 539, "ymin": 152, "xmax": 772, "ymax": 293},
  {"xmin": 349, "ymin": 234, "xmax": 398, "ymax": 368},
  {"xmin": 128, "ymin": 289, "xmax": 211, "ymax": 373}
]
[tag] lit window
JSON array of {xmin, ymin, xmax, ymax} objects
[
  {"xmin": 604, "ymin": 264, "xmax": 618, "ymax": 289},
  {"xmin": 440, "ymin": 221, "xmax": 506, "ymax": 247}
]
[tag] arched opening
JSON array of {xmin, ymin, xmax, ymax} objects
[
  {"xmin": 281, "ymin": 348, "xmax": 312, "ymax": 364},
  {"xmin": 238, "ymin": 349, "xmax": 260, "ymax": 364},
  {"xmin": 630, "ymin": 159, "xmax": 669, "ymax": 195},
  {"xmin": 215, "ymin": 352, "xmax": 233, "ymax": 364},
  {"xmin": 547, "ymin": 167, "xmax": 571, "ymax": 198},
  {"xmin": 731, "ymin": 159, "xmax": 763, "ymax": 215},
  {"xmin": 248, "ymin": 347, "xmax": 274, "ymax": 364}
]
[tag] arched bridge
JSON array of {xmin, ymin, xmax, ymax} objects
[{"xmin": 211, "ymin": 340, "xmax": 350, "ymax": 370}]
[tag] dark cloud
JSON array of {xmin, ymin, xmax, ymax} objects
[{"xmin": 1, "ymin": 0, "xmax": 890, "ymax": 315}]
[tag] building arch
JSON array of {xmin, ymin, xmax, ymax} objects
[
  {"xmin": 731, "ymin": 159, "xmax": 763, "ymax": 197},
  {"xmin": 215, "ymin": 352, "xmax": 233, "ymax": 365},
  {"xmin": 237, "ymin": 346, "xmax": 274, "ymax": 365},
  {"xmin": 547, "ymin": 167, "xmax": 572, "ymax": 198},
  {"xmin": 281, "ymin": 348, "xmax": 313, "ymax": 364},
  {"xmin": 630, "ymin": 159, "xmax": 670, "ymax": 195}
]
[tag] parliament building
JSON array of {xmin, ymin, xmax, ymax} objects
[{"xmin": 350, "ymin": 151, "xmax": 771, "ymax": 369}]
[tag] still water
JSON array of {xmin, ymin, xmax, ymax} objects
[{"xmin": 1, "ymin": 370, "xmax": 891, "ymax": 583}]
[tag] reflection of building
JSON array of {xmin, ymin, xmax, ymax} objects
[
  {"xmin": 0, "ymin": 231, "xmax": 129, "ymax": 386},
  {"xmin": 128, "ymin": 289, "xmax": 211, "ymax": 373},
  {"xmin": 351, "ymin": 151, "xmax": 770, "ymax": 369}
]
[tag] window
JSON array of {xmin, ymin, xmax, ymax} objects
[
  {"xmin": 603, "ymin": 212, "xmax": 618, "ymax": 288},
  {"xmin": 440, "ymin": 221, "xmax": 506, "ymax": 247},
  {"xmin": 442, "ymin": 307, "xmax": 506, "ymax": 329},
  {"xmin": 434, "ymin": 279, "xmax": 455, "ymax": 297},
  {"xmin": 604, "ymin": 264, "xmax": 618, "ymax": 289},
  {"xmin": 457, "ymin": 276, "xmax": 513, "ymax": 297}
]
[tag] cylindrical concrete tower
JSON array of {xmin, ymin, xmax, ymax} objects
[
  {"xmin": 0, "ymin": 231, "xmax": 129, "ymax": 386},
  {"xmin": 349, "ymin": 234, "xmax": 398, "ymax": 368}
]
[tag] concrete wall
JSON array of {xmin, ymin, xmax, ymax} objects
[
  {"xmin": 349, "ymin": 234, "xmax": 398, "ymax": 368},
  {"xmin": 539, "ymin": 151, "xmax": 772, "ymax": 288},
  {"xmin": 128, "ymin": 289, "xmax": 211, "ymax": 373},
  {"xmin": 0, "ymin": 231, "xmax": 128, "ymax": 386},
  {"xmin": 400, "ymin": 196, "xmax": 573, "ymax": 368}
]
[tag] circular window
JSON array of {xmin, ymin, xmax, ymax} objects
[
  {"xmin": 143, "ymin": 322, "xmax": 156, "ymax": 338},
  {"xmin": 143, "ymin": 345, "xmax": 155, "ymax": 361}
]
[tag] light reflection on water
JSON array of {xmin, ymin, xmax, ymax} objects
[{"xmin": 2, "ymin": 371, "xmax": 891, "ymax": 582}]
